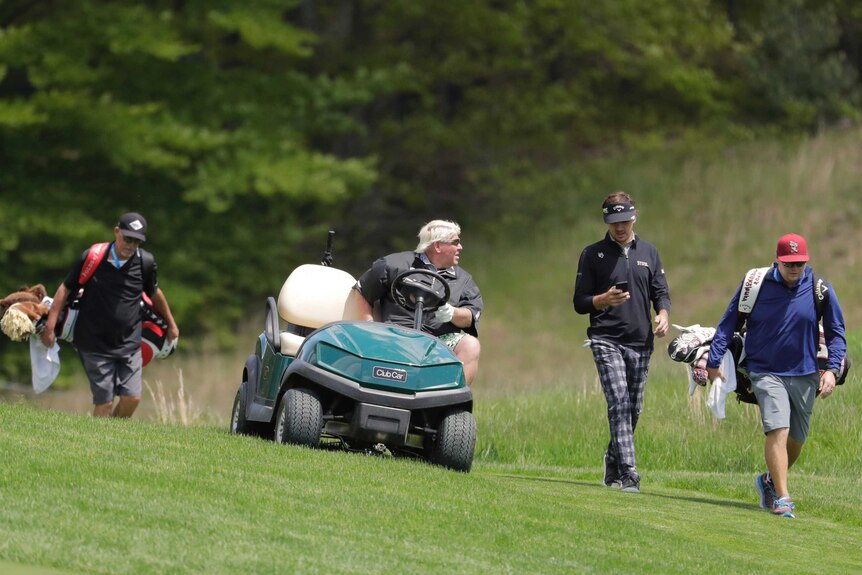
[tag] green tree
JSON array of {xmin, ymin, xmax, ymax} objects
[
  {"xmin": 736, "ymin": 0, "xmax": 860, "ymax": 129},
  {"xmin": 0, "ymin": 1, "xmax": 380, "ymax": 379},
  {"xmin": 300, "ymin": 0, "xmax": 737, "ymax": 244},
  {"xmin": 0, "ymin": 0, "xmax": 379, "ymax": 320}
]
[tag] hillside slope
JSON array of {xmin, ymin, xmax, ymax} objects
[{"xmin": 470, "ymin": 127, "xmax": 862, "ymax": 392}]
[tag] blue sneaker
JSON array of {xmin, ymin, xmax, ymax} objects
[
  {"xmin": 773, "ymin": 496, "xmax": 796, "ymax": 518},
  {"xmin": 755, "ymin": 473, "xmax": 776, "ymax": 510}
]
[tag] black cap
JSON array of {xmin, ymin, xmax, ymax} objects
[{"xmin": 118, "ymin": 212, "xmax": 147, "ymax": 241}]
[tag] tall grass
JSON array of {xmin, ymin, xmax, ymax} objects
[
  {"xmin": 11, "ymin": 128, "xmax": 862, "ymax": 420},
  {"xmin": 469, "ymin": 126, "xmax": 862, "ymax": 393},
  {"xmin": 144, "ymin": 370, "xmax": 200, "ymax": 426}
]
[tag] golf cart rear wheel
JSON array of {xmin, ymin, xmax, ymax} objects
[
  {"xmin": 428, "ymin": 409, "xmax": 476, "ymax": 472},
  {"xmin": 275, "ymin": 387, "xmax": 322, "ymax": 447},
  {"xmin": 230, "ymin": 382, "xmax": 271, "ymax": 439}
]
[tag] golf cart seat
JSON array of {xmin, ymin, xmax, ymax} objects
[{"xmin": 276, "ymin": 264, "xmax": 361, "ymax": 356}]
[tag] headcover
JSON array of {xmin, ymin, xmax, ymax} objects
[
  {"xmin": 667, "ymin": 325, "xmax": 716, "ymax": 364},
  {"xmin": 602, "ymin": 202, "xmax": 636, "ymax": 224}
]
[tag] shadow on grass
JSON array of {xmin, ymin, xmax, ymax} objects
[{"xmin": 491, "ymin": 473, "xmax": 756, "ymax": 512}]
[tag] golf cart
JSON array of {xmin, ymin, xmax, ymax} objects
[{"xmin": 230, "ymin": 233, "xmax": 477, "ymax": 471}]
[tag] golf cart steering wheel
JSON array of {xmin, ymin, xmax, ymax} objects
[{"xmin": 391, "ymin": 268, "xmax": 451, "ymax": 316}]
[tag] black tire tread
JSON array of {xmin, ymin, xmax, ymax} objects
[
  {"xmin": 276, "ymin": 388, "xmax": 322, "ymax": 447},
  {"xmin": 429, "ymin": 409, "xmax": 476, "ymax": 472}
]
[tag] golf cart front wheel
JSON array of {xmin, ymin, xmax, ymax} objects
[
  {"xmin": 275, "ymin": 387, "xmax": 322, "ymax": 447},
  {"xmin": 428, "ymin": 409, "xmax": 477, "ymax": 472}
]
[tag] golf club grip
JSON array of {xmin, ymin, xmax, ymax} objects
[{"xmin": 321, "ymin": 230, "xmax": 335, "ymax": 266}]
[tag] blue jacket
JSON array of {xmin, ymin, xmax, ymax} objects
[
  {"xmin": 707, "ymin": 264, "xmax": 846, "ymax": 375},
  {"xmin": 573, "ymin": 233, "xmax": 671, "ymax": 348}
]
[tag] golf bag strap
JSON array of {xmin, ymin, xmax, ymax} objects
[
  {"xmin": 736, "ymin": 267, "xmax": 827, "ymax": 326},
  {"xmin": 78, "ymin": 243, "xmax": 110, "ymax": 285},
  {"xmin": 78, "ymin": 243, "xmax": 154, "ymax": 288},
  {"xmin": 735, "ymin": 267, "xmax": 769, "ymax": 329},
  {"xmin": 811, "ymin": 272, "xmax": 828, "ymax": 320},
  {"xmin": 139, "ymin": 248, "xmax": 155, "ymax": 292}
]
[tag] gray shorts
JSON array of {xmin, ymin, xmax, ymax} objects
[
  {"xmin": 750, "ymin": 372, "xmax": 818, "ymax": 443},
  {"xmin": 437, "ymin": 332, "xmax": 467, "ymax": 353},
  {"xmin": 79, "ymin": 349, "xmax": 143, "ymax": 405}
]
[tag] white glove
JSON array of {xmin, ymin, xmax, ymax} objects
[{"xmin": 434, "ymin": 303, "xmax": 455, "ymax": 323}]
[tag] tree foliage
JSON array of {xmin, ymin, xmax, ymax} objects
[
  {"xmin": 0, "ymin": 0, "xmax": 378, "ymax": 337},
  {"xmin": 0, "ymin": 0, "xmax": 860, "ymax": 381},
  {"xmin": 734, "ymin": 0, "xmax": 860, "ymax": 129}
]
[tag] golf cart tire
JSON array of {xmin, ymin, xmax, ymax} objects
[
  {"xmin": 275, "ymin": 387, "xmax": 322, "ymax": 447},
  {"xmin": 428, "ymin": 409, "xmax": 476, "ymax": 472},
  {"xmin": 230, "ymin": 382, "xmax": 271, "ymax": 438}
]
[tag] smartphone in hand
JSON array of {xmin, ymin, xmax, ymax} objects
[{"xmin": 615, "ymin": 281, "xmax": 629, "ymax": 293}]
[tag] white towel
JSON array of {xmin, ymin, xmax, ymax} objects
[
  {"xmin": 29, "ymin": 336, "xmax": 61, "ymax": 394},
  {"xmin": 705, "ymin": 351, "xmax": 737, "ymax": 420}
]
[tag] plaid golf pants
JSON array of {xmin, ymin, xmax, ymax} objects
[{"xmin": 590, "ymin": 339, "xmax": 653, "ymax": 482}]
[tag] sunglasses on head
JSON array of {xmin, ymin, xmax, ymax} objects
[{"xmin": 781, "ymin": 261, "xmax": 805, "ymax": 269}]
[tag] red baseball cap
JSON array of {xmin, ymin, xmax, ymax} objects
[{"xmin": 776, "ymin": 233, "xmax": 809, "ymax": 262}]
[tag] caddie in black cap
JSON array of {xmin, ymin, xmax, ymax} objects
[
  {"xmin": 40, "ymin": 208, "xmax": 179, "ymax": 420},
  {"xmin": 602, "ymin": 201, "xmax": 636, "ymax": 224},
  {"xmin": 118, "ymin": 212, "xmax": 148, "ymax": 242}
]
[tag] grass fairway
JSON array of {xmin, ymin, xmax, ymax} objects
[
  {"xmin": 2, "ymin": 385, "xmax": 862, "ymax": 575},
  {"xmin": 3, "ymin": 129, "xmax": 861, "ymax": 574}
]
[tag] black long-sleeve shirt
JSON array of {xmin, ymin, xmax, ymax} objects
[{"xmin": 573, "ymin": 233, "xmax": 671, "ymax": 349}]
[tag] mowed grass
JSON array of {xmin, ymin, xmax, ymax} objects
[
  {"xmin": 1, "ymin": 332, "xmax": 861, "ymax": 575},
  {"xmin": 3, "ymin": 129, "xmax": 862, "ymax": 574}
]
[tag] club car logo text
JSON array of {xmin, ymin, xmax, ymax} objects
[{"xmin": 372, "ymin": 366, "xmax": 408, "ymax": 383}]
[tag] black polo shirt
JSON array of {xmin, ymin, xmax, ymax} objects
[
  {"xmin": 63, "ymin": 245, "xmax": 159, "ymax": 356},
  {"xmin": 355, "ymin": 251, "xmax": 483, "ymax": 337}
]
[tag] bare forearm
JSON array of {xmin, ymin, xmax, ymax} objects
[
  {"xmin": 152, "ymin": 288, "xmax": 179, "ymax": 340},
  {"xmin": 353, "ymin": 289, "xmax": 374, "ymax": 321},
  {"xmin": 40, "ymin": 284, "xmax": 70, "ymax": 347},
  {"xmin": 450, "ymin": 306, "xmax": 474, "ymax": 329}
]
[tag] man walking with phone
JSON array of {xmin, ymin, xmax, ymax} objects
[{"xmin": 573, "ymin": 192, "xmax": 671, "ymax": 493}]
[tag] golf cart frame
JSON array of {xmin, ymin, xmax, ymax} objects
[{"xmin": 231, "ymin": 233, "xmax": 477, "ymax": 471}]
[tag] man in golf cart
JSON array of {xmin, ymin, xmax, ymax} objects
[{"xmin": 353, "ymin": 220, "xmax": 483, "ymax": 385}]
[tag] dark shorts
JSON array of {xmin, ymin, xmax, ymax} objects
[{"xmin": 79, "ymin": 349, "xmax": 143, "ymax": 405}]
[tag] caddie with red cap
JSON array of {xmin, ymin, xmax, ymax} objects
[
  {"xmin": 776, "ymin": 233, "xmax": 809, "ymax": 263},
  {"xmin": 705, "ymin": 230, "xmax": 847, "ymax": 520}
]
